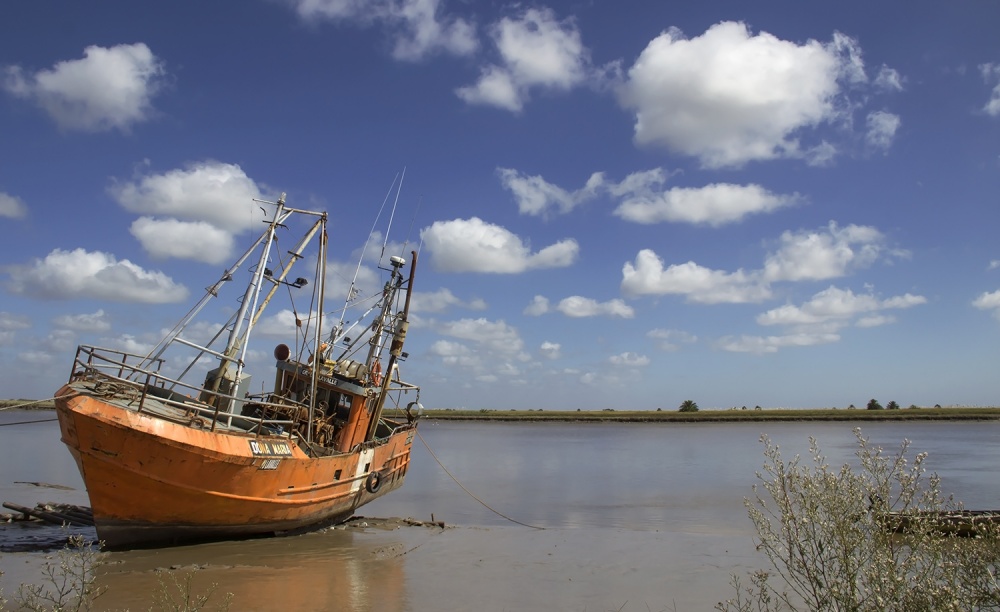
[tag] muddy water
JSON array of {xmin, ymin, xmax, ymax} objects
[{"xmin": 2, "ymin": 411, "xmax": 999, "ymax": 610}]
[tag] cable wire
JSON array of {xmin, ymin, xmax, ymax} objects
[{"xmin": 416, "ymin": 428, "xmax": 544, "ymax": 530}]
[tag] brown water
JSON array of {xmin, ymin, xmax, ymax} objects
[{"xmin": 2, "ymin": 411, "xmax": 999, "ymax": 610}]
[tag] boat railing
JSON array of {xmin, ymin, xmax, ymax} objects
[{"xmin": 68, "ymin": 345, "xmax": 297, "ymax": 439}]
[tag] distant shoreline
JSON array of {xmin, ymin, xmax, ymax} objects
[
  {"xmin": 414, "ymin": 407, "xmax": 1000, "ymax": 422},
  {"xmin": 7, "ymin": 400, "xmax": 1000, "ymax": 422}
]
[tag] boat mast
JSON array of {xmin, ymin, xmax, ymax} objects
[
  {"xmin": 201, "ymin": 196, "xmax": 288, "ymax": 404},
  {"xmin": 365, "ymin": 250, "xmax": 416, "ymax": 441},
  {"xmin": 305, "ymin": 220, "xmax": 327, "ymax": 443},
  {"xmin": 138, "ymin": 223, "xmax": 276, "ymax": 372}
]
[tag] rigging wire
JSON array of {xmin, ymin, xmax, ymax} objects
[
  {"xmin": 396, "ymin": 195, "xmax": 422, "ymax": 260},
  {"xmin": 340, "ymin": 172, "xmax": 400, "ymax": 330},
  {"xmin": 415, "ymin": 428, "xmax": 545, "ymax": 530},
  {"xmin": 380, "ymin": 166, "xmax": 405, "ymax": 262}
]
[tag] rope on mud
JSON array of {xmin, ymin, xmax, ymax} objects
[{"xmin": 416, "ymin": 428, "xmax": 545, "ymax": 530}]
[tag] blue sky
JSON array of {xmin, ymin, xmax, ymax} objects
[{"xmin": 1, "ymin": 0, "xmax": 999, "ymax": 410}]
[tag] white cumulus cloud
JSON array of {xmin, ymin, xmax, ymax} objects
[
  {"xmin": 457, "ymin": 7, "xmax": 589, "ymax": 112},
  {"xmin": 430, "ymin": 317, "xmax": 530, "ymax": 380},
  {"xmin": 110, "ymin": 161, "xmax": 270, "ymax": 263},
  {"xmin": 498, "ymin": 168, "xmax": 603, "ymax": 217},
  {"xmin": 410, "ymin": 288, "xmax": 487, "ymax": 313},
  {"xmin": 973, "ymin": 289, "xmax": 1000, "ymax": 320},
  {"xmin": 0, "ymin": 312, "xmax": 31, "ymax": 346},
  {"xmin": 647, "ymin": 328, "xmax": 697, "ymax": 351},
  {"xmin": 420, "ymin": 217, "xmax": 578, "ymax": 273},
  {"xmin": 609, "ymin": 352, "xmax": 649, "ymax": 367},
  {"xmin": 617, "ymin": 22, "xmax": 868, "ymax": 168},
  {"xmin": 873, "ymin": 65, "xmax": 904, "ymax": 92},
  {"xmin": 291, "ymin": 0, "xmax": 477, "ymax": 60},
  {"xmin": 6, "ymin": 248, "xmax": 188, "ymax": 303},
  {"xmin": 718, "ymin": 332, "xmax": 841, "ymax": 354},
  {"xmin": 539, "ymin": 341, "xmax": 561, "ymax": 359},
  {"xmin": 762, "ymin": 222, "xmax": 889, "ymax": 282},
  {"xmin": 0, "ymin": 192, "xmax": 27, "ymax": 218},
  {"xmin": 729, "ymin": 285, "xmax": 927, "ymax": 354},
  {"xmin": 3, "ymin": 43, "xmax": 164, "ymax": 132},
  {"xmin": 612, "ymin": 179, "xmax": 798, "ymax": 226},
  {"xmin": 53, "ymin": 309, "xmax": 112, "ymax": 332},
  {"xmin": 865, "ymin": 110, "xmax": 901, "ymax": 151},
  {"xmin": 757, "ymin": 286, "xmax": 925, "ymax": 328},
  {"xmin": 980, "ymin": 63, "xmax": 1000, "ymax": 117},
  {"xmin": 110, "ymin": 161, "xmax": 267, "ymax": 229},
  {"xmin": 523, "ymin": 295, "xmax": 550, "ymax": 316},
  {"xmin": 130, "ymin": 218, "xmax": 235, "ymax": 264},
  {"xmin": 556, "ymin": 296, "xmax": 634, "ymax": 318},
  {"xmin": 622, "ymin": 252, "xmax": 770, "ymax": 304}
]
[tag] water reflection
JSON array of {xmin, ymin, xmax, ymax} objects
[
  {"xmin": 365, "ymin": 420, "xmax": 1000, "ymax": 528},
  {"xmin": 94, "ymin": 525, "xmax": 417, "ymax": 612}
]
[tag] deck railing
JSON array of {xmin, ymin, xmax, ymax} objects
[{"xmin": 69, "ymin": 345, "xmax": 299, "ymax": 439}]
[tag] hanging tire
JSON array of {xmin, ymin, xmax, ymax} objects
[{"xmin": 365, "ymin": 471, "xmax": 382, "ymax": 494}]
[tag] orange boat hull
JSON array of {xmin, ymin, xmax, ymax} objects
[{"xmin": 54, "ymin": 384, "xmax": 414, "ymax": 549}]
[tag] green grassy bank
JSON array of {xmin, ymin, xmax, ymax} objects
[
  {"xmin": 0, "ymin": 399, "xmax": 57, "ymax": 410},
  {"xmin": 414, "ymin": 406, "xmax": 1000, "ymax": 422}
]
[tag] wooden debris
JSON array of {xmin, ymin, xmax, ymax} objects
[{"xmin": 2, "ymin": 501, "xmax": 95, "ymax": 527}]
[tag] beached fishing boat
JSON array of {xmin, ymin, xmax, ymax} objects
[{"xmin": 53, "ymin": 193, "xmax": 422, "ymax": 549}]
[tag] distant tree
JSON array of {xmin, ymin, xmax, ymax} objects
[
  {"xmin": 909, "ymin": 404, "xmax": 919, "ymax": 409},
  {"xmin": 742, "ymin": 406, "xmax": 748, "ymax": 410},
  {"xmin": 656, "ymin": 407, "xmax": 663, "ymax": 412},
  {"xmin": 754, "ymin": 405, "xmax": 762, "ymax": 411},
  {"xmin": 934, "ymin": 404, "xmax": 942, "ymax": 409},
  {"xmin": 866, "ymin": 398, "xmax": 883, "ymax": 410},
  {"xmin": 886, "ymin": 400, "xmax": 900, "ymax": 410},
  {"xmin": 678, "ymin": 400, "xmax": 699, "ymax": 412},
  {"xmin": 848, "ymin": 404, "xmax": 856, "ymax": 409}
]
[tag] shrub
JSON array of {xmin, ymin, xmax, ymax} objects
[
  {"xmin": 151, "ymin": 570, "xmax": 234, "ymax": 612},
  {"xmin": 866, "ymin": 398, "xmax": 883, "ymax": 410},
  {"xmin": 718, "ymin": 429, "xmax": 1000, "ymax": 611},
  {"xmin": 15, "ymin": 534, "xmax": 106, "ymax": 612},
  {"xmin": 886, "ymin": 400, "xmax": 900, "ymax": 410}
]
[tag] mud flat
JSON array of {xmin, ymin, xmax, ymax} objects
[{"xmin": 2, "ymin": 516, "xmax": 756, "ymax": 612}]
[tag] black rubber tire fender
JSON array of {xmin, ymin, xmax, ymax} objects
[{"xmin": 365, "ymin": 471, "xmax": 382, "ymax": 494}]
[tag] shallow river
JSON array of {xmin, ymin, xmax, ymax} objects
[{"xmin": 2, "ymin": 411, "xmax": 999, "ymax": 610}]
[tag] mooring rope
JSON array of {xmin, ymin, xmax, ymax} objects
[
  {"xmin": 0, "ymin": 417, "xmax": 58, "ymax": 427},
  {"xmin": 416, "ymin": 428, "xmax": 545, "ymax": 530},
  {"xmin": 0, "ymin": 394, "xmax": 73, "ymax": 412}
]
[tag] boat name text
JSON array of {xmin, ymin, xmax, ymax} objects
[{"xmin": 249, "ymin": 440, "xmax": 293, "ymax": 457}]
